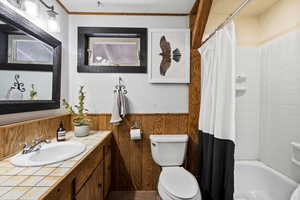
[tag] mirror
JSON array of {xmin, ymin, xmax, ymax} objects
[
  {"xmin": 0, "ymin": 1, "xmax": 61, "ymax": 114},
  {"xmin": 0, "ymin": 20, "xmax": 53, "ymax": 101},
  {"xmin": 0, "ymin": 72, "xmax": 53, "ymax": 101}
]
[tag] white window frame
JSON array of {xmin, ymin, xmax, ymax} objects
[
  {"xmin": 8, "ymin": 34, "xmax": 53, "ymax": 65},
  {"xmin": 88, "ymin": 37, "xmax": 141, "ymax": 66}
]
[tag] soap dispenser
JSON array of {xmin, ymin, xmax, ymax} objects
[{"xmin": 57, "ymin": 121, "xmax": 66, "ymax": 142}]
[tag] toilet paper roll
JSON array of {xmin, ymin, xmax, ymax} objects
[{"xmin": 130, "ymin": 128, "xmax": 142, "ymax": 140}]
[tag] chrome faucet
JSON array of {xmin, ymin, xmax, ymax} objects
[{"xmin": 22, "ymin": 138, "xmax": 51, "ymax": 154}]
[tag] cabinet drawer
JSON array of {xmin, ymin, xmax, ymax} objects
[{"xmin": 75, "ymin": 144, "xmax": 104, "ymax": 193}]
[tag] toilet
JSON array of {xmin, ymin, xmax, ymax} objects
[{"xmin": 150, "ymin": 134, "xmax": 201, "ymax": 200}]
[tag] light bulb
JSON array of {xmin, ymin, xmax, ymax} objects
[
  {"xmin": 48, "ymin": 15, "xmax": 59, "ymax": 32},
  {"xmin": 24, "ymin": 0, "xmax": 39, "ymax": 17}
]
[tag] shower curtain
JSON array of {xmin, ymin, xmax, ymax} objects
[{"xmin": 198, "ymin": 21, "xmax": 236, "ymax": 200}]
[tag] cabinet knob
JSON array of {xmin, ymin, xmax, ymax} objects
[{"xmin": 98, "ymin": 183, "xmax": 102, "ymax": 188}]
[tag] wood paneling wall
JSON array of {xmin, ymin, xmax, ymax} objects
[
  {"xmin": 86, "ymin": 113, "xmax": 189, "ymax": 191},
  {"xmin": 187, "ymin": 0, "xmax": 213, "ymax": 178},
  {"xmin": 0, "ymin": 114, "xmax": 71, "ymax": 159}
]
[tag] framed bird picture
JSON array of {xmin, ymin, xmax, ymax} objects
[{"xmin": 148, "ymin": 29, "xmax": 190, "ymax": 83}]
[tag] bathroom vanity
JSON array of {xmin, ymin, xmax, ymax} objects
[{"xmin": 0, "ymin": 131, "xmax": 112, "ymax": 200}]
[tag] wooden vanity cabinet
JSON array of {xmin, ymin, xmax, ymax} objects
[
  {"xmin": 76, "ymin": 161, "xmax": 104, "ymax": 200},
  {"xmin": 43, "ymin": 135, "xmax": 112, "ymax": 200}
]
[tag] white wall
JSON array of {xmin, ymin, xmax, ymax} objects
[
  {"xmin": 258, "ymin": 0, "xmax": 300, "ymax": 44},
  {"xmin": 68, "ymin": 15, "xmax": 189, "ymax": 114},
  {"xmin": 0, "ymin": 0, "xmax": 69, "ymax": 125},
  {"xmin": 235, "ymin": 47, "xmax": 261, "ymax": 160},
  {"xmin": 206, "ymin": 14, "xmax": 261, "ymax": 47}
]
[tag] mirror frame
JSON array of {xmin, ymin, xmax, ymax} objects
[{"xmin": 0, "ymin": 1, "xmax": 62, "ymax": 114}]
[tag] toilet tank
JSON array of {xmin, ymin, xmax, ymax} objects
[{"xmin": 150, "ymin": 134, "xmax": 188, "ymax": 166}]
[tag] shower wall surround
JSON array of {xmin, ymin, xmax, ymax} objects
[
  {"xmin": 231, "ymin": 0, "xmax": 300, "ymax": 183},
  {"xmin": 235, "ymin": 47, "xmax": 260, "ymax": 160},
  {"xmin": 236, "ymin": 29, "xmax": 300, "ymax": 183},
  {"xmin": 259, "ymin": 29, "xmax": 300, "ymax": 183}
]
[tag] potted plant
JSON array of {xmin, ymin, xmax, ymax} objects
[{"xmin": 62, "ymin": 86, "xmax": 90, "ymax": 137}]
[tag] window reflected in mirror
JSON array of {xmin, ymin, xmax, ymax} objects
[
  {"xmin": 0, "ymin": 20, "xmax": 54, "ymax": 66},
  {"xmin": 8, "ymin": 35, "xmax": 53, "ymax": 65}
]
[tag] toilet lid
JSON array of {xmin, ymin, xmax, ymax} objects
[{"xmin": 160, "ymin": 167, "xmax": 199, "ymax": 199}]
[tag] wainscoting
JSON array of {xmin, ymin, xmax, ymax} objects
[
  {"xmin": 87, "ymin": 113, "xmax": 189, "ymax": 191},
  {"xmin": 0, "ymin": 114, "xmax": 71, "ymax": 159}
]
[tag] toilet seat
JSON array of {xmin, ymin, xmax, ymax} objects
[
  {"xmin": 158, "ymin": 167, "xmax": 201, "ymax": 200},
  {"xmin": 158, "ymin": 182, "xmax": 201, "ymax": 200}
]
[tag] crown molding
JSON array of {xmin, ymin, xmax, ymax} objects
[
  {"xmin": 55, "ymin": 0, "xmax": 69, "ymax": 13},
  {"xmin": 68, "ymin": 12, "xmax": 189, "ymax": 16},
  {"xmin": 55, "ymin": 0, "xmax": 190, "ymax": 16}
]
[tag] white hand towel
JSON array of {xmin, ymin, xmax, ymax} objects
[
  {"xmin": 120, "ymin": 93, "xmax": 128, "ymax": 117},
  {"xmin": 110, "ymin": 92, "xmax": 122, "ymax": 125}
]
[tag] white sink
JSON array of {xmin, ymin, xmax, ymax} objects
[{"xmin": 10, "ymin": 141, "xmax": 86, "ymax": 167}]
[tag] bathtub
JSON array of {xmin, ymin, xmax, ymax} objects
[{"xmin": 234, "ymin": 161, "xmax": 298, "ymax": 200}]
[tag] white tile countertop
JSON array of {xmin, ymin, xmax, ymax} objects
[{"xmin": 0, "ymin": 130, "xmax": 111, "ymax": 200}]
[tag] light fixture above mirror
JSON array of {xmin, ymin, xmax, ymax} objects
[
  {"xmin": 7, "ymin": 0, "xmax": 59, "ymax": 32},
  {"xmin": 24, "ymin": 0, "xmax": 39, "ymax": 17}
]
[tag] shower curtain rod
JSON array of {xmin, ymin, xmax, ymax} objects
[{"xmin": 200, "ymin": 0, "xmax": 252, "ymax": 47}]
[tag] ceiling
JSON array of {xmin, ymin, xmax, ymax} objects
[
  {"xmin": 59, "ymin": 0, "xmax": 196, "ymax": 14},
  {"xmin": 211, "ymin": 0, "xmax": 280, "ymax": 17}
]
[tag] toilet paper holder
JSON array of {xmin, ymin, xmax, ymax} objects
[
  {"xmin": 129, "ymin": 121, "xmax": 142, "ymax": 140},
  {"xmin": 131, "ymin": 121, "xmax": 141, "ymax": 129}
]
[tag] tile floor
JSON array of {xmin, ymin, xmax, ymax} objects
[{"xmin": 107, "ymin": 191, "xmax": 160, "ymax": 200}]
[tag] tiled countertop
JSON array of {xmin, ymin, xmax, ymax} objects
[{"xmin": 0, "ymin": 130, "xmax": 111, "ymax": 200}]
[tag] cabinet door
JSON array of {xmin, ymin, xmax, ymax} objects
[
  {"xmin": 104, "ymin": 149, "xmax": 111, "ymax": 198},
  {"xmin": 43, "ymin": 178, "xmax": 72, "ymax": 200},
  {"xmin": 75, "ymin": 145, "xmax": 104, "ymax": 193},
  {"xmin": 76, "ymin": 162, "xmax": 104, "ymax": 200}
]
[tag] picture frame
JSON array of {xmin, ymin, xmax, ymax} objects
[{"xmin": 148, "ymin": 29, "xmax": 190, "ymax": 83}]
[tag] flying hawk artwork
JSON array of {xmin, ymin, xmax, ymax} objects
[{"xmin": 159, "ymin": 36, "xmax": 182, "ymax": 76}]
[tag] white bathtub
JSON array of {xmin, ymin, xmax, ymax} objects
[{"xmin": 234, "ymin": 161, "xmax": 298, "ymax": 200}]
